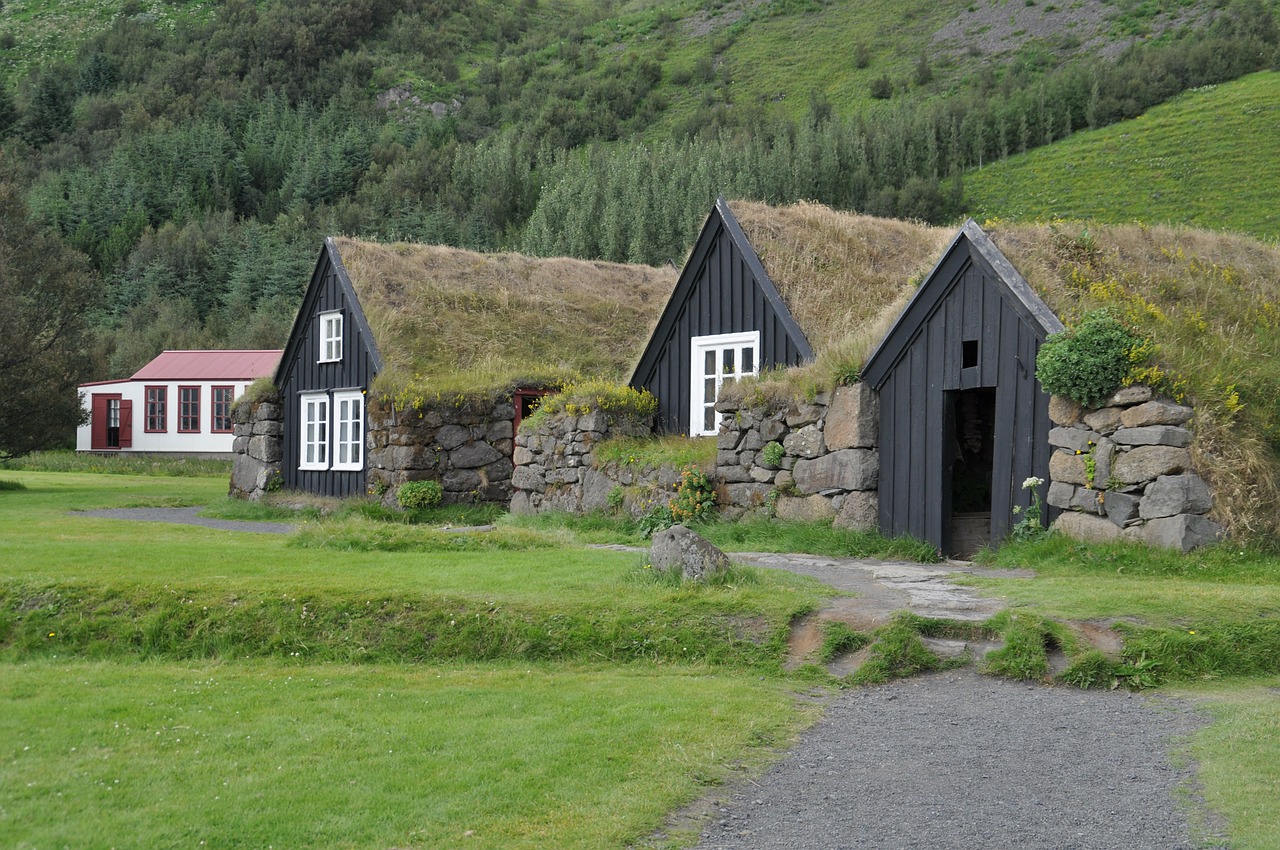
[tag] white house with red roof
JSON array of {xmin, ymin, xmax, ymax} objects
[{"xmin": 77, "ymin": 350, "xmax": 281, "ymax": 456}]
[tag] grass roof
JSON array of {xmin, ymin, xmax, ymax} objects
[
  {"xmin": 719, "ymin": 201, "xmax": 1279, "ymax": 545},
  {"xmin": 332, "ymin": 238, "xmax": 675, "ymax": 401}
]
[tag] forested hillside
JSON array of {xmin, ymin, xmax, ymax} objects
[{"xmin": 0, "ymin": 0, "xmax": 1276, "ymax": 382}]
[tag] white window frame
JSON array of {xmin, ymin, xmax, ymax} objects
[
  {"xmin": 690, "ymin": 331, "xmax": 760, "ymax": 437},
  {"xmin": 319, "ymin": 311, "xmax": 343, "ymax": 363},
  {"xmin": 300, "ymin": 393, "xmax": 330, "ymax": 471},
  {"xmin": 331, "ymin": 391, "xmax": 364, "ymax": 471}
]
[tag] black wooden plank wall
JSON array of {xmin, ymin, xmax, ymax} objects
[
  {"xmin": 637, "ymin": 222, "xmax": 807, "ymax": 434},
  {"xmin": 877, "ymin": 258, "xmax": 1054, "ymax": 551},
  {"xmin": 279, "ymin": 254, "xmax": 377, "ymax": 497}
]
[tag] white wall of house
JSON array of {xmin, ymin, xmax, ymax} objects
[{"xmin": 76, "ymin": 379, "xmax": 257, "ymax": 455}]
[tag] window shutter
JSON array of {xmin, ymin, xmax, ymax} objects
[{"xmin": 118, "ymin": 400, "xmax": 133, "ymax": 448}]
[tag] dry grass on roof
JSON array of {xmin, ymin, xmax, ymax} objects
[
  {"xmin": 988, "ymin": 220, "xmax": 1280, "ymax": 546},
  {"xmin": 727, "ymin": 200, "xmax": 951, "ymax": 356},
  {"xmin": 332, "ymin": 238, "xmax": 675, "ymax": 395}
]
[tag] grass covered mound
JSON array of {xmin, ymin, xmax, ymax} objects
[
  {"xmin": 331, "ymin": 237, "xmax": 675, "ymax": 404},
  {"xmin": 988, "ymin": 220, "xmax": 1280, "ymax": 545}
]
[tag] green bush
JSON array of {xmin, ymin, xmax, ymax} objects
[
  {"xmin": 396, "ymin": 480, "xmax": 443, "ymax": 510},
  {"xmin": 760, "ymin": 441, "xmax": 784, "ymax": 467},
  {"xmin": 520, "ymin": 380, "xmax": 657, "ymax": 433},
  {"xmin": 1035, "ymin": 309, "xmax": 1149, "ymax": 408},
  {"xmin": 669, "ymin": 465, "xmax": 717, "ymax": 525}
]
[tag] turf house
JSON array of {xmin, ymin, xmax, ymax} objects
[
  {"xmin": 230, "ymin": 237, "xmax": 674, "ymax": 503},
  {"xmin": 78, "ymin": 349, "xmax": 281, "ymax": 457},
  {"xmin": 612, "ymin": 200, "xmax": 1276, "ymax": 554}
]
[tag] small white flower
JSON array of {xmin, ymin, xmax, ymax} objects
[{"xmin": 1022, "ymin": 476, "xmax": 1044, "ymax": 490}]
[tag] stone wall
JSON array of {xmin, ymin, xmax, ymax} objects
[
  {"xmin": 366, "ymin": 396, "xmax": 516, "ymax": 505},
  {"xmin": 509, "ymin": 410, "xmax": 684, "ymax": 515},
  {"xmin": 712, "ymin": 383, "xmax": 880, "ymax": 528},
  {"xmin": 229, "ymin": 394, "xmax": 284, "ymax": 501},
  {"xmin": 1046, "ymin": 386, "xmax": 1222, "ymax": 552}
]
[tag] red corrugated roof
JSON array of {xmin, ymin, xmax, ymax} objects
[{"xmin": 129, "ymin": 350, "xmax": 282, "ymax": 381}]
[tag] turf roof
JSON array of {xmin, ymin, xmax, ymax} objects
[{"xmin": 331, "ymin": 238, "xmax": 675, "ymax": 398}]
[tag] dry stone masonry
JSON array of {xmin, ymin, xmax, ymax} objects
[
  {"xmin": 712, "ymin": 383, "xmax": 880, "ymax": 529},
  {"xmin": 229, "ymin": 393, "xmax": 284, "ymax": 501},
  {"xmin": 1046, "ymin": 386, "xmax": 1222, "ymax": 552},
  {"xmin": 509, "ymin": 409, "xmax": 683, "ymax": 516},
  {"xmin": 365, "ymin": 396, "xmax": 517, "ymax": 505}
]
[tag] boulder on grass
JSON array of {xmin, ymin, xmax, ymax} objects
[{"xmin": 650, "ymin": 524, "xmax": 730, "ymax": 581}]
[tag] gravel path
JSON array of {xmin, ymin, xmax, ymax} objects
[
  {"xmin": 75, "ymin": 507, "xmax": 296, "ymax": 534},
  {"xmin": 692, "ymin": 669, "xmax": 1211, "ymax": 850}
]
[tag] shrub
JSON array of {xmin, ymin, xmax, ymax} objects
[
  {"xmin": 760, "ymin": 441, "xmax": 784, "ymax": 467},
  {"xmin": 1035, "ymin": 309, "xmax": 1149, "ymax": 408},
  {"xmin": 396, "ymin": 480, "xmax": 443, "ymax": 510},
  {"xmin": 669, "ymin": 465, "xmax": 717, "ymax": 525},
  {"xmin": 869, "ymin": 74, "xmax": 893, "ymax": 100},
  {"xmin": 520, "ymin": 380, "xmax": 657, "ymax": 432}
]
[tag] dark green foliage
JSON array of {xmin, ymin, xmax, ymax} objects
[
  {"xmin": 847, "ymin": 613, "xmax": 960, "ymax": 685},
  {"xmin": 819, "ymin": 620, "xmax": 870, "ymax": 663},
  {"xmin": 1036, "ymin": 310, "xmax": 1149, "ymax": 407},
  {"xmin": 0, "ymin": 171, "xmax": 98, "ymax": 458},
  {"xmin": 396, "ymin": 479, "xmax": 443, "ymax": 510},
  {"xmin": 869, "ymin": 73, "xmax": 893, "ymax": 99}
]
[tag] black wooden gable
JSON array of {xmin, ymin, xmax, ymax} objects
[
  {"xmin": 861, "ymin": 220, "xmax": 1065, "ymax": 554},
  {"xmin": 630, "ymin": 198, "xmax": 813, "ymax": 434},
  {"xmin": 276, "ymin": 238, "xmax": 383, "ymax": 497}
]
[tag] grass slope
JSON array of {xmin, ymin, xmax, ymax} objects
[{"xmin": 965, "ymin": 71, "xmax": 1280, "ymax": 241}]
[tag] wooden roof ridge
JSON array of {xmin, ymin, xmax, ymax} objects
[
  {"xmin": 630, "ymin": 197, "xmax": 813, "ymax": 384},
  {"xmin": 862, "ymin": 219, "xmax": 1065, "ymax": 388}
]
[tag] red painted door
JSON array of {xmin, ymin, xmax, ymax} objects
[
  {"xmin": 118, "ymin": 400, "xmax": 133, "ymax": 448},
  {"xmin": 90, "ymin": 394, "xmax": 127, "ymax": 450}
]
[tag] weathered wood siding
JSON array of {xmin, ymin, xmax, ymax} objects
[
  {"xmin": 631, "ymin": 199, "xmax": 812, "ymax": 434},
  {"xmin": 863, "ymin": 222, "xmax": 1061, "ymax": 553},
  {"xmin": 276, "ymin": 241, "xmax": 381, "ymax": 497}
]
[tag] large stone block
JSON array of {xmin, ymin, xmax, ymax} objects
[
  {"xmin": 1082, "ymin": 407, "xmax": 1123, "ymax": 434},
  {"xmin": 1144, "ymin": 514, "xmax": 1223, "ymax": 552},
  {"xmin": 775, "ymin": 494, "xmax": 836, "ymax": 522},
  {"xmin": 255, "ymin": 402, "xmax": 282, "ymax": 422},
  {"xmin": 577, "ymin": 410, "xmax": 608, "ymax": 433},
  {"xmin": 1103, "ymin": 491, "xmax": 1142, "ymax": 527},
  {"xmin": 723, "ymin": 483, "xmax": 773, "ymax": 508},
  {"xmin": 247, "ymin": 435, "xmax": 282, "ymax": 464},
  {"xmin": 833, "ymin": 490, "xmax": 878, "ymax": 531},
  {"xmin": 1112, "ymin": 446, "xmax": 1191, "ymax": 485},
  {"xmin": 785, "ymin": 403, "xmax": 824, "ymax": 428},
  {"xmin": 435, "ymin": 424, "xmax": 470, "ymax": 450},
  {"xmin": 512, "ymin": 445, "xmax": 534, "ymax": 466},
  {"xmin": 792, "ymin": 449, "xmax": 878, "ymax": 493},
  {"xmin": 716, "ymin": 465, "xmax": 752, "ymax": 484},
  {"xmin": 759, "ymin": 417, "xmax": 787, "ymax": 443},
  {"xmin": 511, "ymin": 464, "xmax": 546, "ymax": 493},
  {"xmin": 443, "ymin": 468, "xmax": 482, "ymax": 492},
  {"xmin": 1046, "ymin": 481, "xmax": 1075, "ymax": 509},
  {"xmin": 232, "ymin": 435, "xmax": 250, "ymax": 455},
  {"xmin": 650, "ymin": 525, "xmax": 730, "ymax": 581},
  {"xmin": 486, "ymin": 419, "xmax": 513, "ymax": 442},
  {"xmin": 1112, "ymin": 426, "xmax": 1192, "ymax": 448},
  {"xmin": 1048, "ymin": 396, "xmax": 1082, "ymax": 426},
  {"xmin": 1093, "ymin": 437, "xmax": 1116, "ymax": 488},
  {"xmin": 1048, "ymin": 427, "xmax": 1098, "ymax": 453},
  {"xmin": 579, "ymin": 469, "xmax": 616, "ymax": 512},
  {"xmin": 1070, "ymin": 487, "xmax": 1105, "ymax": 516},
  {"xmin": 1139, "ymin": 474, "xmax": 1213, "ymax": 520},
  {"xmin": 1052, "ymin": 511, "xmax": 1124, "ymax": 544},
  {"xmin": 1120, "ymin": 400, "xmax": 1193, "ymax": 428},
  {"xmin": 450, "ymin": 441, "xmax": 502, "ymax": 469},
  {"xmin": 545, "ymin": 466, "xmax": 581, "ymax": 485},
  {"xmin": 782, "ymin": 425, "xmax": 825, "ymax": 459},
  {"xmin": 508, "ymin": 490, "xmax": 536, "ymax": 515},
  {"xmin": 484, "ymin": 458, "xmax": 514, "ymax": 482},
  {"xmin": 1106, "ymin": 386, "xmax": 1154, "ymax": 407},
  {"xmin": 824, "ymin": 383, "xmax": 879, "ymax": 450},
  {"xmin": 251, "ymin": 419, "xmax": 284, "ymax": 437},
  {"xmin": 717, "ymin": 428, "xmax": 744, "ymax": 450},
  {"xmin": 230, "ymin": 453, "xmax": 265, "ymax": 497},
  {"xmin": 1048, "ymin": 451, "xmax": 1089, "ymax": 486}
]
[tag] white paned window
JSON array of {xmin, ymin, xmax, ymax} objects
[
  {"xmin": 332, "ymin": 391, "xmax": 364, "ymax": 471},
  {"xmin": 319, "ymin": 311, "xmax": 343, "ymax": 362},
  {"xmin": 690, "ymin": 331, "xmax": 760, "ymax": 436},
  {"xmin": 300, "ymin": 393, "xmax": 329, "ymax": 470}
]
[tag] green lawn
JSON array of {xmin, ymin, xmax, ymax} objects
[
  {"xmin": 965, "ymin": 71, "xmax": 1280, "ymax": 241},
  {"xmin": 0, "ymin": 660, "xmax": 813, "ymax": 849}
]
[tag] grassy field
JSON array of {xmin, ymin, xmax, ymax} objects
[
  {"xmin": 5, "ymin": 470, "xmax": 1280, "ymax": 846},
  {"xmin": 0, "ymin": 661, "xmax": 813, "ymax": 849},
  {"xmin": 965, "ymin": 71, "xmax": 1280, "ymax": 241}
]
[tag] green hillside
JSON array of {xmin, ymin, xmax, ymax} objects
[{"xmin": 965, "ymin": 71, "xmax": 1280, "ymax": 240}]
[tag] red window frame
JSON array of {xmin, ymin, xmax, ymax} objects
[
  {"xmin": 179, "ymin": 386, "xmax": 201, "ymax": 433},
  {"xmin": 145, "ymin": 386, "xmax": 167, "ymax": 432},
  {"xmin": 211, "ymin": 386, "xmax": 234, "ymax": 433}
]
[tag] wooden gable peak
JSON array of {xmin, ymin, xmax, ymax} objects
[
  {"xmin": 629, "ymin": 197, "xmax": 812, "ymax": 384},
  {"xmin": 273, "ymin": 237, "xmax": 385, "ymax": 386},
  {"xmin": 861, "ymin": 219, "xmax": 1063, "ymax": 389}
]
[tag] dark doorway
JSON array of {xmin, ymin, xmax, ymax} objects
[
  {"xmin": 513, "ymin": 389, "xmax": 549, "ymax": 435},
  {"xmin": 948, "ymin": 388, "xmax": 996, "ymax": 558}
]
